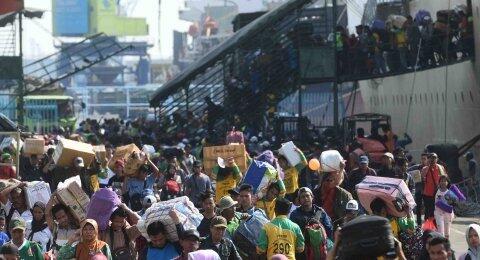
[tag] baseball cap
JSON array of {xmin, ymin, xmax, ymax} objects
[
  {"xmin": 428, "ymin": 153, "xmax": 438, "ymax": 158},
  {"xmin": 217, "ymin": 195, "xmax": 237, "ymax": 213},
  {"xmin": 74, "ymin": 157, "xmax": 85, "ymax": 167},
  {"xmin": 182, "ymin": 229, "xmax": 200, "ymax": 240},
  {"xmin": 359, "ymin": 156, "xmax": 369, "ymax": 164},
  {"xmin": 346, "ymin": 199, "xmax": 359, "ymax": 211},
  {"xmin": 9, "ymin": 218, "xmax": 26, "ymax": 231},
  {"xmin": 210, "ymin": 216, "xmax": 228, "ymax": 228},
  {"xmin": 383, "ymin": 152, "xmax": 394, "ymax": 160}
]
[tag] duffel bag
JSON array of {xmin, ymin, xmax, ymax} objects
[{"xmin": 233, "ymin": 210, "xmax": 269, "ymax": 258}]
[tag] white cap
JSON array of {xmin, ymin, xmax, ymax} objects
[{"xmin": 346, "ymin": 199, "xmax": 359, "ymax": 211}]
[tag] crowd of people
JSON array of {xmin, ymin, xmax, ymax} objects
[
  {"xmin": 334, "ymin": 8, "xmax": 474, "ymax": 77},
  {"xmin": 0, "ymin": 114, "xmax": 474, "ymax": 260}
]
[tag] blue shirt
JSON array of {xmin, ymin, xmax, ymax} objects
[
  {"xmin": 0, "ymin": 232, "xmax": 8, "ymax": 246},
  {"xmin": 146, "ymin": 243, "xmax": 179, "ymax": 260},
  {"xmin": 126, "ymin": 174, "xmax": 156, "ymax": 197}
]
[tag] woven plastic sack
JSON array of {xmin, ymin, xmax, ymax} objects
[
  {"xmin": 137, "ymin": 196, "xmax": 203, "ymax": 242},
  {"xmin": 86, "ymin": 188, "xmax": 121, "ymax": 231}
]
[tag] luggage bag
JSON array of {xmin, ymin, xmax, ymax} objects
[
  {"xmin": 356, "ymin": 176, "xmax": 416, "ymax": 217},
  {"xmin": 339, "ymin": 215, "xmax": 395, "ymax": 258}
]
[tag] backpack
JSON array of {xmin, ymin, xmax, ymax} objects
[
  {"xmin": 305, "ymin": 222, "xmax": 328, "ymax": 260},
  {"xmin": 161, "ymin": 180, "xmax": 180, "ymax": 200}
]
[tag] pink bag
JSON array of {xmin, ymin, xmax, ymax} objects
[
  {"xmin": 356, "ymin": 176, "xmax": 416, "ymax": 217},
  {"xmin": 226, "ymin": 130, "xmax": 244, "ymax": 144},
  {"xmin": 86, "ymin": 188, "xmax": 121, "ymax": 231}
]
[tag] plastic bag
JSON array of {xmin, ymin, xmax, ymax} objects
[{"xmin": 422, "ymin": 217, "xmax": 437, "ymax": 231}]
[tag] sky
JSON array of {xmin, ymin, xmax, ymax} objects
[{"xmin": 20, "ymin": 0, "xmax": 366, "ymax": 61}]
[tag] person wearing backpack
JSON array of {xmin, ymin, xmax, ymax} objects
[
  {"xmin": 160, "ymin": 164, "xmax": 182, "ymax": 201},
  {"xmin": 101, "ymin": 204, "xmax": 141, "ymax": 260},
  {"xmin": 257, "ymin": 198, "xmax": 305, "ymax": 260}
]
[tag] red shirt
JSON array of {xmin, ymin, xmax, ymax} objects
[
  {"xmin": 0, "ymin": 166, "xmax": 15, "ymax": 179},
  {"xmin": 423, "ymin": 165, "xmax": 441, "ymax": 197}
]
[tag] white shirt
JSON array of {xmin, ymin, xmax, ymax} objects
[
  {"xmin": 25, "ymin": 221, "xmax": 52, "ymax": 253},
  {"xmin": 3, "ymin": 200, "xmax": 33, "ymax": 223}
]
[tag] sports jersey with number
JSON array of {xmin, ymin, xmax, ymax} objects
[{"xmin": 257, "ymin": 215, "xmax": 305, "ymax": 260}]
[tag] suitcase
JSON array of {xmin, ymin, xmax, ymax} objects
[
  {"xmin": 356, "ymin": 176, "xmax": 416, "ymax": 217},
  {"xmin": 233, "ymin": 210, "xmax": 269, "ymax": 259},
  {"xmin": 339, "ymin": 215, "xmax": 395, "ymax": 258}
]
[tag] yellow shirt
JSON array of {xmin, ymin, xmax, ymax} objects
[
  {"xmin": 215, "ymin": 178, "xmax": 236, "ymax": 203},
  {"xmin": 257, "ymin": 215, "xmax": 305, "ymax": 260},
  {"xmin": 256, "ymin": 199, "xmax": 276, "ymax": 220},
  {"xmin": 283, "ymin": 167, "xmax": 299, "ymax": 195}
]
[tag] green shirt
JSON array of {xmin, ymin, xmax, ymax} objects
[{"xmin": 6, "ymin": 240, "xmax": 43, "ymax": 260}]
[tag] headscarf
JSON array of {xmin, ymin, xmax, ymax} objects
[
  {"xmin": 188, "ymin": 249, "xmax": 221, "ymax": 260},
  {"xmin": 466, "ymin": 224, "xmax": 480, "ymax": 260},
  {"xmin": 76, "ymin": 219, "xmax": 107, "ymax": 260},
  {"xmin": 29, "ymin": 202, "xmax": 48, "ymax": 239}
]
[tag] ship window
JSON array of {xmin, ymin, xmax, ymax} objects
[
  {"xmin": 454, "ymin": 92, "xmax": 458, "ymax": 104},
  {"xmin": 442, "ymin": 93, "xmax": 445, "ymax": 103},
  {"xmin": 470, "ymin": 91, "xmax": 474, "ymax": 102},
  {"xmin": 461, "ymin": 91, "xmax": 465, "ymax": 103},
  {"xmin": 419, "ymin": 93, "xmax": 422, "ymax": 104},
  {"xmin": 424, "ymin": 93, "xmax": 428, "ymax": 104},
  {"xmin": 436, "ymin": 93, "xmax": 439, "ymax": 104}
]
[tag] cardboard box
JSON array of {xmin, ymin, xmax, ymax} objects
[
  {"xmin": 93, "ymin": 145, "xmax": 107, "ymax": 168},
  {"xmin": 124, "ymin": 154, "xmax": 146, "ymax": 176},
  {"xmin": 57, "ymin": 177, "xmax": 90, "ymax": 223},
  {"xmin": 24, "ymin": 138, "xmax": 45, "ymax": 155},
  {"xmin": 109, "ymin": 144, "xmax": 140, "ymax": 169},
  {"xmin": 53, "ymin": 139, "xmax": 95, "ymax": 167},
  {"xmin": 24, "ymin": 181, "xmax": 51, "ymax": 209},
  {"xmin": 203, "ymin": 144, "xmax": 247, "ymax": 175}
]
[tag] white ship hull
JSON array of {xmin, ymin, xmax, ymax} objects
[{"xmin": 351, "ymin": 0, "xmax": 480, "ymax": 157}]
